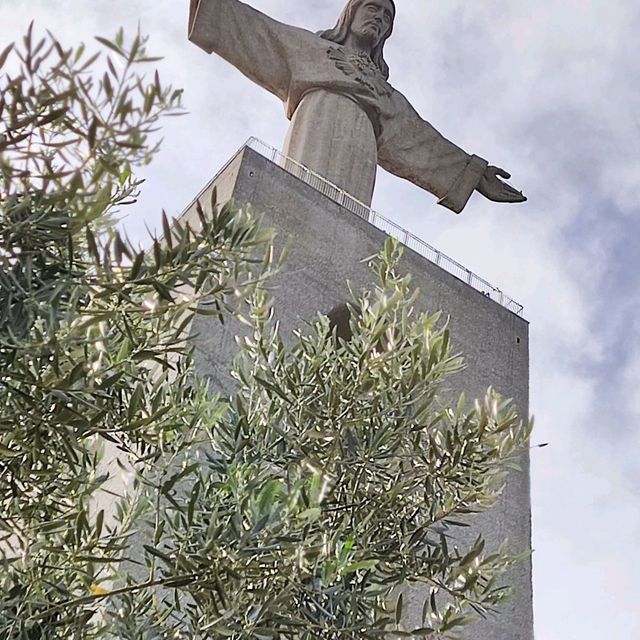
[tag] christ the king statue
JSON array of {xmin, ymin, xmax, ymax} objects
[{"xmin": 188, "ymin": 0, "xmax": 526, "ymax": 213}]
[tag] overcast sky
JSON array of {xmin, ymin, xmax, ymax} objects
[{"xmin": 2, "ymin": 0, "xmax": 640, "ymax": 637}]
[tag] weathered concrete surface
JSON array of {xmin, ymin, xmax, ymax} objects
[{"xmin": 180, "ymin": 147, "xmax": 533, "ymax": 640}]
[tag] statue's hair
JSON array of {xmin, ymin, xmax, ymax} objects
[{"xmin": 318, "ymin": 0, "xmax": 396, "ymax": 80}]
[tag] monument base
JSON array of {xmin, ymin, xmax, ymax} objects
[{"xmin": 179, "ymin": 142, "xmax": 533, "ymax": 640}]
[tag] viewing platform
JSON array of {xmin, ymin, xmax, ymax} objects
[{"xmin": 182, "ymin": 137, "xmax": 524, "ymax": 318}]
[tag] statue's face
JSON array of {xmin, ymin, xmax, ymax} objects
[{"xmin": 349, "ymin": 0, "xmax": 395, "ymax": 49}]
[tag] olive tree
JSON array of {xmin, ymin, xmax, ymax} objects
[{"xmin": 0, "ymin": 27, "xmax": 530, "ymax": 640}]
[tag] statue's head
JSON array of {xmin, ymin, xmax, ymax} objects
[{"xmin": 319, "ymin": 0, "xmax": 396, "ymax": 80}]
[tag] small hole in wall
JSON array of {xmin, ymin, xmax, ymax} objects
[
  {"xmin": 326, "ymin": 303, "xmax": 385, "ymax": 352},
  {"xmin": 327, "ymin": 303, "xmax": 353, "ymax": 341},
  {"xmin": 249, "ymin": 171, "xmax": 255, "ymax": 177},
  {"xmin": 517, "ymin": 337, "xmax": 521, "ymax": 344}
]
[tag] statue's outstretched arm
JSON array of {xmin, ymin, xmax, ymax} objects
[
  {"xmin": 377, "ymin": 89, "xmax": 525, "ymax": 213},
  {"xmin": 189, "ymin": 0, "xmax": 309, "ymax": 102}
]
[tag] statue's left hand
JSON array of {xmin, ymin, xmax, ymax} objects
[{"xmin": 477, "ymin": 166, "xmax": 526, "ymax": 204}]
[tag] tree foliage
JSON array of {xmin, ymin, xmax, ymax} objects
[{"xmin": 0, "ymin": 28, "xmax": 530, "ymax": 640}]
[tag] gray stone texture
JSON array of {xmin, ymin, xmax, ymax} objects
[{"xmin": 180, "ymin": 147, "xmax": 533, "ymax": 640}]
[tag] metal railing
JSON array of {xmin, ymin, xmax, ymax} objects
[{"xmin": 244, "ymin": 138, "xmax": 524, "ymax": 317}]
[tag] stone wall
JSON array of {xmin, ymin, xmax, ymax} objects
[{"xmin": 181, "ymin": 147, "xmax": 533, "ymax": 640}]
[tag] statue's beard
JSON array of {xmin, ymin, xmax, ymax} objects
[{"xmin": 350, "ymin": 23, "xmax": 383, "ymax": 49}]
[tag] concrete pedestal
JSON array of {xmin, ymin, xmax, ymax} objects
[{"xmin": 180, "ymin": 145, "xmax": 533, "ymax": 640}]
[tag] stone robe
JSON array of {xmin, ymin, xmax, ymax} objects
[{"xmin": 189, "ymin": 0, "xmax": 488, "ymax": 212}]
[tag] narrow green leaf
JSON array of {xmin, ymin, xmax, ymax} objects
[
  {"xmin": 395, "ymin": 593, "xmax": 404, "ymax": 625},
  {"xmin": 94, "ymin": 36, "xmax": 123, "ymax": 56},
  {"xmin": 95, "ymin": 509, "xmax": 104, "ymax": 539},
  {"xmin": 0, "ymin": 43, "xmax": 14, "ymax": 70},
  {"xmin": 88, "ymin": 117, "xmax": 98, "ymax": 149},
  {"xmin": 143, "ymin": 544, "xmax": 172, "ymax": 564}
]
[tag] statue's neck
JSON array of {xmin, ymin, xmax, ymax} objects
[{"xmin": 341, "ymin": 33, "xmax": 374, "ymax": 57}]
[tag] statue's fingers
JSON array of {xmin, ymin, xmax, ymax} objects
[
  {"xmin": 508, "ymin": 191, "xmax": 527, "ymax": 203},
  {"xmin": 502, "ymin": 184, "xmax": 526, "ymax": 202},
  {"xmin": 500, "ymin": 181, "xmax": 520, "ymax": 195},
  {"xmin": 496, "ymin": 167, "xmax": 511, "ymax": 180}
]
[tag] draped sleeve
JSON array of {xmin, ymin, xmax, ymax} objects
[
  {"xmin": 189, "ymin": 0, "xmax": 310, "ymax": 102},
  {"xmin": 377, "ymin": 89, "xmax": 488, "ymax": 214}
]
